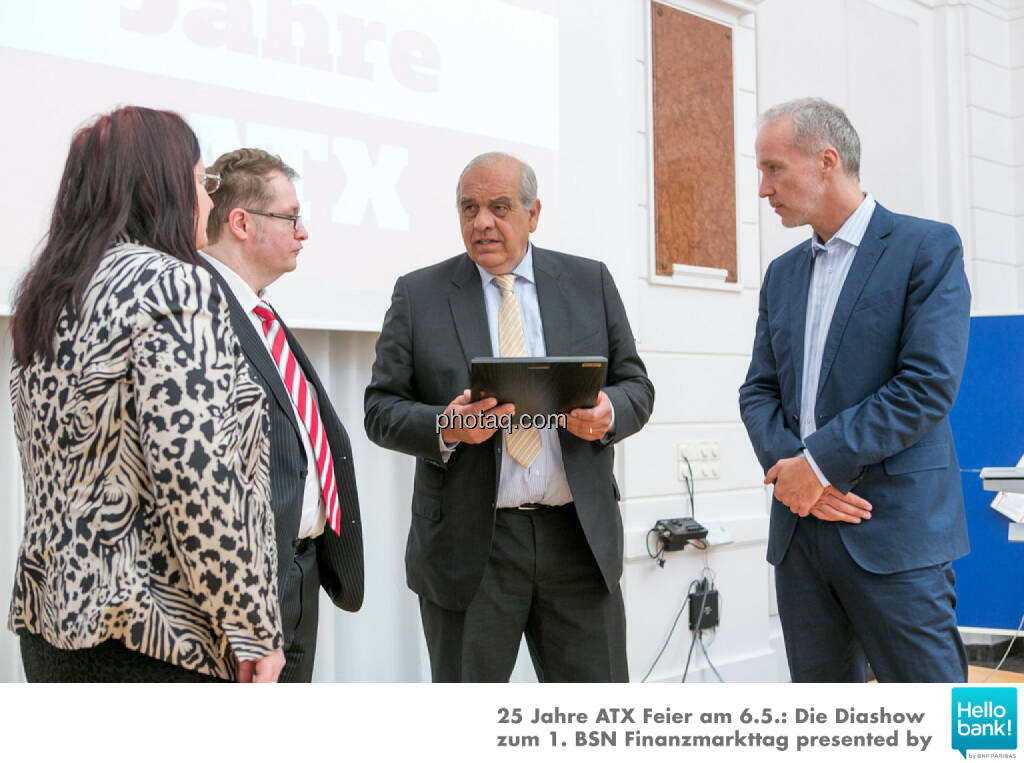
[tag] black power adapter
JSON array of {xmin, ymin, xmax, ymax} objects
[
  {"xmin": 688, "ymin": 579, "xmax": 719, "ymax": 631},
  {"xmin": 654, "ymin": 517, "xmax": 708, "ymax": 552}
]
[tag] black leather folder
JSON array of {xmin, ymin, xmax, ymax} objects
[{"xmin": 469, "ymin": 356, "xmax": 607, "ymax": 418}]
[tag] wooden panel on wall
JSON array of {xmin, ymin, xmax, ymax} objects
[{"xmin": 652, "ymin": 2, "xmax": 737, "ymax": 281}]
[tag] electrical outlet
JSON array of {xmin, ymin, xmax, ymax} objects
[
  {"xmin": 676, "ymin": 442, "xmax": 699, "ymax": 461},
  {"xmin": 676, "ymin": 440, "xmax": 721, "ymax": 481}
]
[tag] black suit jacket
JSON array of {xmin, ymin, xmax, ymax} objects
[
  {"xmin": 364, "ymin": 247, "xmax": 654, "ymax": 610},
  {"xmin": 208, "ymin": 266, "xmax": 365, "ymax": 612}
]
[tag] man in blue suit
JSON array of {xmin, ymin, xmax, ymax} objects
[{"xmin": 739, "ymin": 98, "xmax": 971, "ymax": 682}]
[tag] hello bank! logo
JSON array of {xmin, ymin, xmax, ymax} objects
[{"xmin": 952, "ymin": 687, "xmax": 1017, "ymax": 758}]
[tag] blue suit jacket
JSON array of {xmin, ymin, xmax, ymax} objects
[{"xmin": 739, "ymin": 203, "xmax": 971, "ymax": 574}]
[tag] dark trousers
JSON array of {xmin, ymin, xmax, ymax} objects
[
  {"xmin": 278, "ymin": 537, "xmax": 321, "ymax": 683},
  {"xmin": 775, "ymin": 516, "xmax": 968, "ymax": 682},
  {"xmin": 419, "ymin": 504, "xmax": 628, "ymax": 682},
  {"xmin": 20, "ymin": 631, "xmax": 226, "ymax": 682}
]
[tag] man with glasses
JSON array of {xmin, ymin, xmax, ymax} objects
[{"xmin": 201, "ymin": 148, "xmax": 365, "ymax": 681}]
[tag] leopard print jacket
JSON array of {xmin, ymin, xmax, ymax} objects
[{"xmin": 8, "ymin": 243, "xmax": 283, "ymax": 680}]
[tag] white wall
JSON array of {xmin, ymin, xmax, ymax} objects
[
  {"xmin": 961, "ymin": 1, "xmax": 1024, "ymax": 313},
  {"xmin": 1013, "ymin": 3, "xmax": 1024, "ymax": 309},
  {"xmin": 1, "ymin": 0, "xmax": 1020, "ymax": 682},
  {"xmin": 0, "ymin": 319, "xmax": 25, "ymax": 681},
  {"xmin": 624, "ymin": 0, "xmax": 782, "ymax": 682}
]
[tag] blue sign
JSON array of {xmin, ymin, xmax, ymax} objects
[{"xmin": 952, "ymin": 687, "xmax": 1017, "ymax": 758}]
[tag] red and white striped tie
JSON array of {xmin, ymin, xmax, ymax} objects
[{"xmin": 252, "ymin": 301, "xmax": 340, "ymax": 535}]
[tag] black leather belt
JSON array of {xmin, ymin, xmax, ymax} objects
[
  {"xmin": 293, "ymin": 537, "xmax": 314, "ymax": 555},
  {"xmin": 512, "ymin": 502, "xmax": 573, "ymax": 511}
]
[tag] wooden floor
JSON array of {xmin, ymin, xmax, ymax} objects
[
  {"xmin": 967, "ymin": 665, "xmax": 1024, "ymax": 683},
  {"xmin": 866, "ymin": 666, "xmax": 1024, "ymax": 683}
]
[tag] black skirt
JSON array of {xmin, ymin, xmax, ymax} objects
[{"xmin": 19, "ymin": 631, "xmax": 228, "ymax": 683}]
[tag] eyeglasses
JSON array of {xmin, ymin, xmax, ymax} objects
[
  {"xmin": 197, "ymin": 172, "xmax": 221, "ymax": 194},
  {"xmin": 245, "ymin": 209, "xmax": 303, "ymax": 231}
]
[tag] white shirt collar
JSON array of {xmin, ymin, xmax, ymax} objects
[
  {"xmin": 200, "ymin": 252, "xmax": 267, "ymax": 313},
  {"xmin": 811, "ymin": 193, "xmax": 876, "ymax": 255}
]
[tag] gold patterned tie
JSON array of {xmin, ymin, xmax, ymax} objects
[{"xmin": 494, "ymin": 273, "xmax": 542, "ymax": 468}]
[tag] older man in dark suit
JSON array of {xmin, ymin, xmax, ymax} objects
[
  {"xmin": 739, "ymin": 98, "xmax": 971, "ymax": 682},
  {"xmin": 365, "ymin": 152, "xmax": 654, "ymax": 682},
  {"xmin": 202, "ymin": 149, "xmax": 364, "ymax": 682}
]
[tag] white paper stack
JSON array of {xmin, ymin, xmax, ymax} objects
[{"xmin": 987, "ymin": 454, "xmax": 1024, "ymax": 522}]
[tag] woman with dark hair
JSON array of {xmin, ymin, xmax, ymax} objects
[{"xmin": 8, "ymin": 106, "xmax": 285, "ymax": 682}]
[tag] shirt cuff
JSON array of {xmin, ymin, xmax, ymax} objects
[
  {"xmin": 801, "ymin": 448, "xmax": 830, "ymax": 487},
  {"xmin": 438, "ymin": 432, "xmax": 458, "ymax": 463},
  {"xmin": 596, "ymin": 399, "xmax": 617, "ymax": 445}
]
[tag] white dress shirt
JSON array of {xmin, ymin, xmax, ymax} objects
[{"xmin": 202, "ymin": 253, "xmax": 325, "ymax": 538}]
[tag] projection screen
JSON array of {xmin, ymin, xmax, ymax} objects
[{"xmin": 0, "ymin": 0, "xmax": 560, "ymax": 330}]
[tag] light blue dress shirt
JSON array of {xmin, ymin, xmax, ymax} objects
[
  {"xmin": 476, "ymin": 244, "xmax": 574, "ymax": 507},
  {"xmin": 439, "ymin": 243, "xmax": 618, "ymax": 506},
  {"xmin": 801, "ymin": 193, "xmax": 876, "ymax": 485}
]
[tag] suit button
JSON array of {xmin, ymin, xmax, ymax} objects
[
  {"xmin": 299, "ymin": 468, "xmax": 308, "ymax": 479},
  {"xmin": 791, "ymin": 414, "xmax": 799, "ymax": 424}
]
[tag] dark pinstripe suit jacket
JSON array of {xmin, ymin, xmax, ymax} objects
[
  {"xmin": 365, "ymin": 248, "xmax": 654, "ymax": 611},
  {"xmin": 207, "ymin": 266, "xmax": 364, "ymax": 614}
]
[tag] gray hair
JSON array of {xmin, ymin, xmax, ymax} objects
[
  {"xmin": 758, "ymin": 98, "xmax": 861, "ymax": 179},
  {"xmin": 455, "ymin": 152, "xmax": 538, "ymax": 209}
]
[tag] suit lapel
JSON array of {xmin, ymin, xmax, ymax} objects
[
  {"xmin": 816, "ymin": 204, "xmax": 892, "ymax": 397},
  {"xmin": 788, "ymin": 242, "xmax": 813, "ymax": 399},
  {"xmin": 448, "ymin": 255, "xmax": 493, "ymax": 370},
  {"xmin": 532, "ymin": 247, "xmax": 572, "ymax": 356},
  {"xmin": 205, "ymin": 264, "xmax": 302, "ymax": 440}
]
